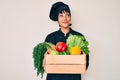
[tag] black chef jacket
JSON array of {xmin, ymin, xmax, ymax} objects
[{"xmin": 45, "ymin": 28, "xmax": 89, "ymax": 80}]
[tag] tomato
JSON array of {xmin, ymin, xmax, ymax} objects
[{"xmin": 55, "ymin": 42, "xmax": 67, "ymax": 52}]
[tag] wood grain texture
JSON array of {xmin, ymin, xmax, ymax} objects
[{"xmin": 45, "ymin": 54, "xmax": 86, "ymax": 74}]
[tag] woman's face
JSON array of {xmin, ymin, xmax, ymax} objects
[{"xmin": 58, "ymin": 10, "xmax": 71, "ymax": 28}]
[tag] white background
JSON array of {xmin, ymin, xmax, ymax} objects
[{"xmin": 0, "ymin": 0, "xmax": 120, "ymax": 80}]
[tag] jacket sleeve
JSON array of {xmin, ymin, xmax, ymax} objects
[
  {"xmin": 44, "ymin": 34, "xmax": 56, "ymax": 45},
  {"xmin": 86, "ymin": 54, "xmax": 89, "ymax": 70},
  {"xmin": 82, "ymin": 35, "xmax": 89, "ymax": 70}
]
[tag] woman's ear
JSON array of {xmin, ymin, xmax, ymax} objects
[{"xmin": 69, "ymin": 23, "xmax": 72, "ymax": 26}]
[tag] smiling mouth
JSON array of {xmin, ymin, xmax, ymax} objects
[{"xmin": 62, "ymin": 22, "xmax": 68, "ymax": 24}]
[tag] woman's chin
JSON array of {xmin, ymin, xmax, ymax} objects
[{"xmin": 61, "ymin": 24, "xmax": 69, "ymax": 28}]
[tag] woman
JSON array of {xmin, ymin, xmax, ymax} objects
[{"xmin": 43, "ymin": 1, "xmax": 89, "ymax": 80}]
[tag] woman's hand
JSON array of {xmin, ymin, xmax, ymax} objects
[{"xmin": 42, "ymin": 49, "xmax": 50, "ymax": 72}]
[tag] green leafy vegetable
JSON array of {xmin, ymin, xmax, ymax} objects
[
  {"xmin": 59, "ymin": 51, "xmax": 69, "ymax": 55},
  {"xmin": 32, "ymin": 42, "xmax": 51, "ymax": 78},
  {"xmin": 66, "ymin": 34, "xmax": 90, "ymax": 55}
]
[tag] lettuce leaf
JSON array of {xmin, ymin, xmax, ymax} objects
[{"xmin": 66, "ymin": 34, "xmax": 90, "ymax": 55}]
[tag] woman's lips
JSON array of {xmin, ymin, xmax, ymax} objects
[{"xmin": 62, "ymin": 22, "xmax": 68, "ymax": 24}]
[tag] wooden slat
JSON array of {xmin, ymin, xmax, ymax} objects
[
  {"xmin": 45, "ymin": 54, "xmax": 86, "ymax": 65},
  {"xmin": 45, "ymin": 64, "xmax": 86, "ymax": 74}
]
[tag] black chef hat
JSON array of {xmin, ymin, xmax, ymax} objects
[{"xmin": 49, "ymin": 2, "xmax": 71, "ymax": 21}]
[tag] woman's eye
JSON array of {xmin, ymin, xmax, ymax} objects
[
  {"xmin": 59, "ymin": 14, "xmax": 63, "ymax": 17},
  {"xmin": 67, "ymin": 13, "xmax": 70, "ymax": 16}
]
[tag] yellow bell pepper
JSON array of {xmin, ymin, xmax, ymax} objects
[{"xmin": 70, "ymin": 46, "xmax": 81, "ymax": 55}]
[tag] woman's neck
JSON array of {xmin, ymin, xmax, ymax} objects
[{"xmin": 60, "ymin": 27, "xmax": 70, "ymax": 36}]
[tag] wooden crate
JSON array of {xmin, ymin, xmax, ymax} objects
[{"xmin": 45, "ymin": 54, "xmax": 86, "ymax": 74}]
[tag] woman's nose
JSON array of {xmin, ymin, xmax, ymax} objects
[{"xmin": 63, "ymin": 15, "xmax": 67, "ymax": 20}]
